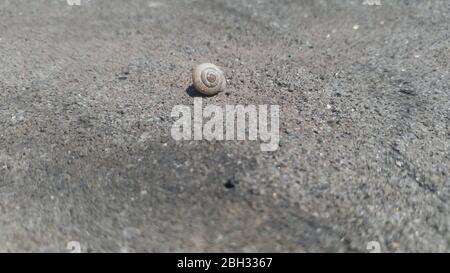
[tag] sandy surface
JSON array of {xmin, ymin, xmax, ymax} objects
[{"xmin": 0, "ymin": 0, "xmax": 448, "ymax": 252}]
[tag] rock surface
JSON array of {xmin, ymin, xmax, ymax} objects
[{"xmin": 0, "ymin": 0, "xmax": 448, "ymax": 252}]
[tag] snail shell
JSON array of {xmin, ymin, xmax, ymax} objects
[{"xmin": 192, "ymin": 63, "xmax": 226, "ymax": 96}]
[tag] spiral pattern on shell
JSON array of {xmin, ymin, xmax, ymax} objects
[{"xmin": 192, "ymin": 63, "xmax": 226, "ymax": 96}]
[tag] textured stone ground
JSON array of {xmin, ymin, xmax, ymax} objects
[{"xmin": 0, "ymin": 0, "xmax": 448, "ymax": 252}]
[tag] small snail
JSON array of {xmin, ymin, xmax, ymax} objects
[{"xmin": 192, "ymin": 63, "xmax": 226, "ymax": 96}]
